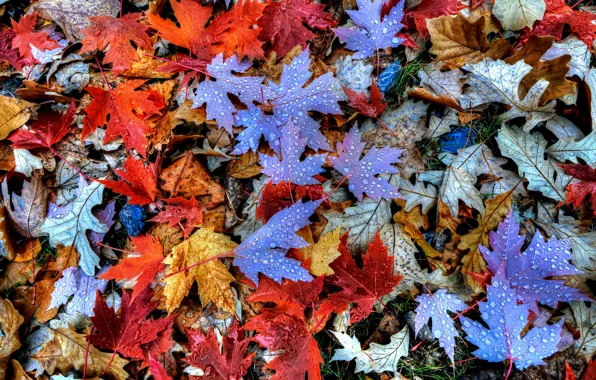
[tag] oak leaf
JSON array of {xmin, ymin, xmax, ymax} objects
[
  {"xmin": 163, "ymin": 228, "xmax": 238, "ymax": 313},
  {"xmin": 83, "ymin": 80, "xmax": 161, "ymax": 157},
  {"xmin": 186, "ymin": 321, "xmax": 254, "ymax": 380},
  {"xmin": 100, "ymin": 234, "xmax": 166, "ymax": 302},
  {"xmin": 80, "ymin": 13, "xmax": 152, "ymax": 75},
  {"xmin": 89, "ymin": 287, "xmax": 174, "ymax": 361},
  {"xmin": 99, "ymin": 155, "xmax": 159, "ymax": 205}
]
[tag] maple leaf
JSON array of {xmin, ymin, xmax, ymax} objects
[
  {"xmin": 343, "ymin": 80, "xmax": 387, "ymax": 118},
  {"xmin": 414, "ymin": 289, "xmax": 466, "ymax": 362},
  {"xmin": 260, "ymin": 120, "xmax": 326, "ymax": 186},
  {"xmin": 89, "ymin": 287, "xmax": 173, "ymax": 362},
  {"xmin": 560, "ymin": 164, "xmax": 596, "ymax": 215},
  {"xmin": 329, "ymin": 127, "xmax": 402, "ymax": 201},
  {"xmin": 192, "ymin": 54, "xmax": 265, "ymax": 133},
  {"xmin": 186, "ymin": 321, "xmax": 254, "ymax": 380},
  {"xmin": 99, "ymin": 155, "xmax": 159, "ymax": 205},
  {"xmin": 255, "ymin": 180, "xmax": 326, "ymax": 223},
  {"xmin": 210, "ymin": 0, "xmax": 265, "ymax": 60},
  {"xmin": 147, "ymin": 0, "xmax": 222, "ymax": 57},
  {"xmin": 149, "ymin": 197, "xmax": 203, "ymax": 239},
  {"xmin": 9, "ymin": 100, "xmax": 75, "ymax": 149},
  {"xmin": 331, "ymin": 326, "xmax": 409, "ymax": 375},
  {"xmin": 521, "ymin": 0, "xmax": 596, "ymax": 47},
  {"xmin": 257, "ymin": 0, "xmax": 336, "ymax": 57},
  {"xmin": 49, "ymin": 266, "xmax": 108, "ymax": 317},
  {"xmin": 10, "ymin": 12, "xmax": 60, "ymax": 64},
  {"xmin": 327, "ymin": 232, "xmax": 402, "ymax": 323},
  {"xmin": 460, "ymin": 268, "xmax": 563, "ymax": 370},
  {"xmin": 83, "ymin": 80, "xmax": 161, "ymax": 157},
  {"xmin": 80, "ymin": 13, "xmax": 151, "ymax": 75},
  {"xmin": 232, "ymin": 104, "xmax": 280, "ymax": 155},
  {"xmin": 163, "ymin": 228, "xmax": 238, "ymax": 313},
  {"xmin": 0, "ymin": 29, "xmax": 24, "ymax": 69},
  {"xmin": 99, "ymin": 234, "xmax": 166, "ymax": 302},
  {"xmin": 404, "ymin": 0, "xmax": 465, "ymax": 37},
  {"xmin": 234, "ymin": 199, "xmax": 321, "ymax": 285},
  {"xmin": 244, "ymin": 276, "xmax": 332, "ymax": 380},
  {"xmin": 264, "ymin": 48, "xmax": 346, "ymax": 151},
  {"xmin": 334, "ymin": 0, "xmax": 404, "ymax": 59},
  {"xmin": 480, "ymin": 210, "xmax": 589, "ymax": 313}
]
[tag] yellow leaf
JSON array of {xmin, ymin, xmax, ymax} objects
[
  {"xmin": 300, "ymin": 227, "xmax": 341, "ymax": 276},
  {"xmin": 0, "ymin": 298, "xmax": 23, "ymax": 378},
  {"xmin": 163, "ymin": 228, "xmax": 238, "ymax": 313},
  {"xmin": 0, "ymin": 96, "xmax": 36, "ymax": 140},
  {"xmin": 459, "ymin": 191, "xmax": 513, "ymax": 292}
]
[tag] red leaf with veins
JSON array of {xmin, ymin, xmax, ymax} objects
[
  {"xmin": 244, "ymin": 276, "xmax": 332, "ymax": 380},
  {"xmin": 404, "ymin": 0, "xmax": 465, "ymax": 37},
  {"xmin": 88, "ymin": 287, "xmax": 174, "ymax": 361},
  {"xmin": 99, "ymin": 234, "xmax": 165, "ymax": 302},
  {"xmin": 0, "ymin": 29, "xmax": 24, "ymax": 69},
  {"xmin": 11, "ymin": 12, "xmax": 60, "ymax": 64},
  {"xmin": 149, "ymin": 197, "xmax": 204, "ymax": 238},
  {"xmin": 256, "ymin": 181, "xmax": 327, "ymax": 223},
  {"xmin": 99, "ymin": 155, "xmax": 160, "ymax": 205},
  {"xmin": 257, "ymin": 0, "xmax": 336, "ymax": 57},
  {"xmin": 327, "ymin": 232, "xmax": 402, "ymax": 323},
  {"xmin": 9, "ymin": 100, "xmax": 75, "ymax": 149},
  {"xmin": 343, "ymin": 80, "xmax": 387, "ymax": 118},
  {"xmin": 560, "ymin": 164, "xmax": 596, "ymax": 215},
  {"xmin": 80, "ymin": 13, "xmax": 152, "ymax": 76},
  {"xmin": 82, "ymin": 79, "xmax": 161, "ymax": 157},
  {"xmin": 186, "ymin": 321, "xmax": 254, "ymax": 380}
]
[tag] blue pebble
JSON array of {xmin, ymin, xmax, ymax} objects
[
  {"xmin": 440, "ymin": 126, "xmax": 477, "ymax": 154},
  {"xmin": 119, "ymin": 203, "xmax": 145, "ymax": 237}
]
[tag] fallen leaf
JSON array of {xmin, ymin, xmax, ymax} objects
[
  {"xmin": 0, "ymin": 95, "xmax": 36, "ymax": 141},
  {"xmin": 299, "ymin": 227, "xmax": 342, "ymax": 276}
]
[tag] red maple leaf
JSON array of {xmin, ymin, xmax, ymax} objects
[
  {"xmin": 403, "ymin": 0, "xmax": 465, "ymax": 37},
  {"xmin": 186, "ymin": 321, "xmax": 255, "ymax": 380},
  {"xmin": 10, "ymin": 12, "xmax": 60, "ymax": 64},
  {"xmin": 149, "ymin": 197, "xmax": 204, "ymax": 239},
  {"xmin": 343, "ymin": 80, "xmax": 387, "ymax": 118},
  {"xmin": 326, "ymin": 232, "xmax": 402, "ymax": 323},
  {"xmin": 257, "ymin": 0, "xmax": 337, "ymax": 57},
  {"xmin": 9, "ymin": 100, "xmax": 75, "ymax": 149},
  {"xmin": 560, "ymin": 164, "xmax": 596, "ymax": 214},
  {"xmin": 209, "ymin": 0, "xmax": 265, "ymax": 60},
  {"xmin": 80, "ymin": 13, "xmax": 152, "ymax": 76},
  {"xmin": 147, "ymin": 0, "xmax": 224, "ymax": 58},
  {"xmin": 149, "ymin": 356, "xmax": 173, "ymax": 380},
  {"xmin": 99, "ymin": 155, "xmax": 160, "ymax": 205},
  {"xmin": 256, "ymin": 181, "xmax": 327, "ymax": 223},
  {"xmin": 521, "ymin": 0, "xmax": 596, "ymax": 47},
  {"xmin": 88, "ymin": 288, "xmax": 174, "ymax": 364},
  {"xmin": 99, "ymin": 234, "xmax": 165, "ymax": 301},
  {"xmin": 0, "ymin": 29, "xmax": 24, "ymax": 69},
  {"xmin": 157, "ymin": 53, "xmax": 209, "ymax": 92},
  {"xmin": 82, "ymin": 79, "xmax": 161, "ymax": 156},
  {"xmin": 244, "ymin": 276, "xmax": 332, "ymax": 380}
]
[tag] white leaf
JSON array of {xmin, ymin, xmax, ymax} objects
[
  {"xmin": 331, "ymin": 326, "xmax": 409, "ymax": 375},
  {"xmin": 399, "ymin": 177, "xmax": 437, "ymax": 214},
  {"xmin": 496, "ymin": 125, "xmax": 570, "ymax": 202},
  {"xmin": 542, "ymin": 36, "xmax": 590, "ymax": 80},
  {"xmin": 547, "ymin": 131, "xmax": 596, "ymax": 166},
  {"xmin": 586, "ymin": 68, "xmax": 596, "ymax": 131},
  {"xmin": 334, "ymin": 55, "xmax": 374, "ymax": 95},
  {"xmin": 380, "ymin": 223, "xmax": 427, "ymax": 292},
  {"xmin": 462, "ymin": 59, "xmax": 555, "ymax": 131},
  {"xmin": 41, "ymin": 180, "xmax": 108, "ymax": 276},
  {"xmin": 233, "ymin": 177, "xmax": 265, "ymax": 240},
  {"xmin": 545, "ymin": 115, "xmax": 584, "ymax": 141},
  {"xmin": 14, "ymin": 149, "xmax": 43, "ymax": 177},
  {"xmin": 419, "ymin": 65, "xmax": 464, "ymax": 104},
  {"xmin": 569, "ymin": 302, "xmax": 596, "ymax": 359},
  {"xmin": 493, "ymin": 0, "xmax": 545, "ymax": 30},
  {"xmin": 428, "ymin": 109, "xmax": 459, "ymax": 139},
  {"xmin": 440, "ymin": 166, "xmax": 485, "ymax": 217}
]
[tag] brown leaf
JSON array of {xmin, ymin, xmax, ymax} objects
[
  {"xmin": 427, "ymin": 13, "xmax": 510, "ymax": 69},
  {"xmin": 147, "ymin": 222, "xmax": 184, "ymax": 253},
  {"xmin": 0, "ymin": 204, "xmax": 15, "ymax": 261},
  {"xmin": 0, "ymin": 298, "xmax": 23, "ymax": 379},
  {"xmin": 46, "ymin": 245, "xmax": 79, "ymax": 271},
  {"xmin": 227, "ymin": 150, "xmax": 262, "ymax": 179},
  {"xmin": 11, "ymin": 359, "xmax": 32, "ymax": 380},
  {"xmin": 407, "ymin": 87, "xmax": 463, "ymax": 111},
  {"xmin": 16, "ymin": 80, "xmax": 72, "ymax": 103},
  {"xmin": 160, "ymin": 151, "xmax": 225, "ymax": 206},
  {"xmin": 0, "ymin": 95, "xmax": 36, "ymax": 141},
  {"xmin": 2, "ymin": 175, "xmax": 48, "ymax": 238},
  {"xmin": 0, "ymin": 142, "xmax": 15, "ymax": 171},
  {"xmin": 12, "ymin": 278, "xmax": 58, "ymax": 323},
  {"xmin": 174, "ymin": 101, "xmax": 207, "ymax": 126}
]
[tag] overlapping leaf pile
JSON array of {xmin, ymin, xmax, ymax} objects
[{"xmin": 1, "ymin": 0, "xmax": 596, "ymax": 378}]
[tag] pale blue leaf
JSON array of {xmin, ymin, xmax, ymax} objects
[
  {"xmin": 233, "ymin": 104, "xmax": 281, "ymax": 154},
  {"xmin": 49, "ymin": 266, "xmax": 108, "ymax": 317}
]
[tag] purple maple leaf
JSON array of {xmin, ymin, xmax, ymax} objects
[
  {"xmin": 460, "ymin": 268, "xmax": 563, "ymax": 370},
  {"xmin": 334, "ymin": 0, "xmax": 405, "ymax": 59},
  {"xmin": 264, "ymin": 48, "xmax": 345, "ymax": 151},
  {"xmin": 233, "ymin": 200, "xmax": 321, "ymax": 285},
  {"xmin": 233, "ymin": 104, "xmax": 280, "ymax": 154},
  {"xmin": 192, "ymin": 54, "xmax": 265, "ymax": 133},
  {"xmin": 329, "ymin": 126, "xmax": 402, "ymax": 201},
  {"xmin": 480, "ymin": 210, "xmax": 590, "ymax": 313},
  {"xmin": 259, "ymin": 120, "xmax": 326, "ymax": 185},
  {"xmin": 49, "ymin": 266, "xmax": 108, "ymax": 317},
  {"xmin": 414, "ymin": 289, "xmax": 466, "ymax": 363}
]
